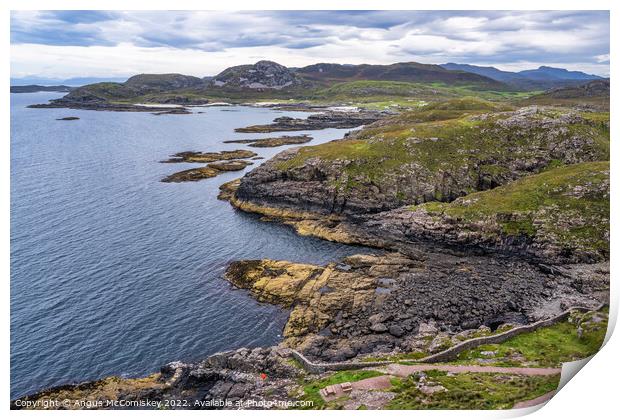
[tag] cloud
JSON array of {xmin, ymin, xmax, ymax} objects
[{"xmin": 10, "ymin": 10, "xmax": 610, "ymax": 79}]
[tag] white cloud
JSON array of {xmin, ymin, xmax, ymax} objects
[{"xmin": 10, "ymin": 10, "xmax": 610, "ymax": 79}]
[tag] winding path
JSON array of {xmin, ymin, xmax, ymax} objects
[{"xmin": 385, "ymin": 364, "xmax": 560, "ymax": 377}]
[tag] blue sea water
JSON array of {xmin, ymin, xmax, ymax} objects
[{"xmin": 10, "ymin": 93, "xmax": 372, "ymax": 399}]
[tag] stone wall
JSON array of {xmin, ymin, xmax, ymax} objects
[{"xmin": 291, "ymin": 304, "xmax": 605, "ymax": 373}]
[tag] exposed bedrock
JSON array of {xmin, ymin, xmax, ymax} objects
[
  {"xmin": 224, "ymin": 252, "xmax": 608, "ymax": 362},
  {"xmin": 12, "ymin": 346, "xmax": 302, "ymax": 410}
]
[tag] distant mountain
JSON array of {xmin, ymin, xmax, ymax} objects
[
  {"xmin": 298, "ymin": 62, "xmax": 506, "ymax": 89},
  {"xmin": 10, "ymin": 85, "xmax": 74, "ymax": 93},
  {"xmin": 10, "ymin": 76, "xmax": 128, "ymax": 86},
  {"xmin": 516, "ymin": 66, "xmax": 603, "ymax": 81},
  {"xmin": 441, "ymin": 63, "xmax": 603, "ymax": 90},
  {"xmin": 441, "ymin": 63, "xmax": 524, "ymax": 82}
]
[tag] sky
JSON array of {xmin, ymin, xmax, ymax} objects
[{"xmin": 10, "ymin": 10, "xmax": 610, "ymax": 81}]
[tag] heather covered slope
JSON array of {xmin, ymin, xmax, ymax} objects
[{"xmin": 230, "ymin": 100, "xmax": 609, "ymax": 263}]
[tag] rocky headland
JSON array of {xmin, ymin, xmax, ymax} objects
[{"xmin": 220, "ymin": 101, "xmax": 609, "ymax": 361}]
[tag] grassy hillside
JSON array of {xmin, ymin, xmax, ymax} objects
[
  {"xmin": 419, "ymin": 161, "xmax": 610, "ymax": 260},
  {"xmin": 277, "ymin": 105, "xmax": 609, "ymax": 189},
  {"xmin": 51, "ymin": 60, "xmax": 541, "ymax": 107}
]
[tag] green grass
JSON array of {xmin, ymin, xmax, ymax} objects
[
  {"xmin": 387, "ymin": 370, "xmax": 560, "ymax": 409},
  {"xmin": 308, "ymin": 82, "xmax": 531, "ymax": 109},
  {"xmin": 299, "ymin": 370, "xmax": 384, "ymax": 409},
  {"xmin": 456, "ymin": 311, "xmax": 608, "ymax": 367},
  {"xmin": 423, "ymin": 96, "xmax": 511, "ymax": 111}
]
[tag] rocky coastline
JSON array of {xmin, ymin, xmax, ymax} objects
[
  {"xmin": 14, "ymin": 99, "xmax": 610, "ymax": 410},
  {"xmin": 28, "ymin": 101, "xmax": 191, "ymax": 113}
]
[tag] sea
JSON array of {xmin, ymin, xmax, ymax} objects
[{"xmin": 10, "ymin": 92, "xmax": 373, "ymax": 398}]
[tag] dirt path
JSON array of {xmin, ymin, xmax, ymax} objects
[
  {"xmin": 319, "ymin": 363, "xmax": 561, "ymax": 406},
  {"xmin": 385, "ymin": 363, "xmax": 561, "ymax": 377}
]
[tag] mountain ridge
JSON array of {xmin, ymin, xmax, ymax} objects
[{"xmin": 441, "ymin": 63, "xmax": 604, "ymax": 90}]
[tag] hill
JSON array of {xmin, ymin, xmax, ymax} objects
[
  {"xmin": 231, "ymin": 102, "xmax": 609, "ymax": 262},
  {"xmin": 31, "ymin": 60, "xmax": 516, "ymax": 109},
  {"xmin": 235, "ymin": 104, "xmax": 608, "ymax": 214},
  {"xmin": 298, "ymin": 62, "xmax": 506, "ymax": 90},
  {"xmin": 522, "ymin": 80, "xmax": 610, "ymax": 109},
  {"xmin": 209, "ymin": 60, "xmax": 305, "ymax": 90}
]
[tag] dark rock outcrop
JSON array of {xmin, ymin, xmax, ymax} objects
[
  {"xmin": 211, "ymin": 61, "xmax": 303, "ymax": 90},
  {"xmin": 223, "ymin": 135, "xmax": 313, "ymax": 147},
  {"xmin": 161, "ymin": 150, "xmax": 257, "ymax": 164},
  {"xmin": 235, "ymin": 111, "xmax": 386, "ymax": 133}
]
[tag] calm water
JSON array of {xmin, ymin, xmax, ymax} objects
[{"xmin": 10, "ymin": 92, "xmax": 372, "ymax": 398}]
